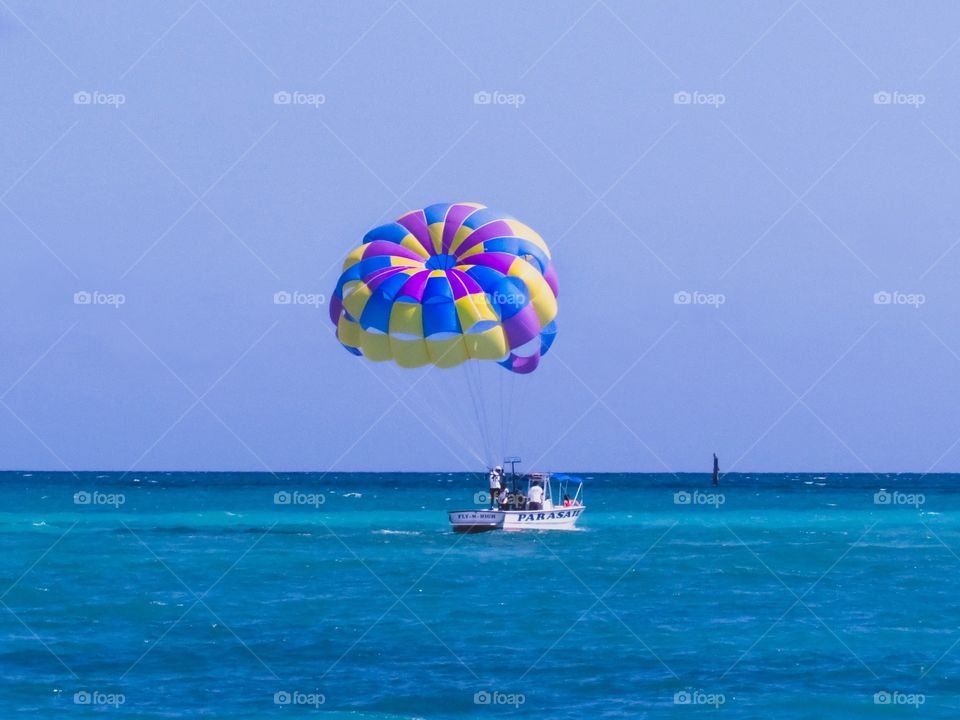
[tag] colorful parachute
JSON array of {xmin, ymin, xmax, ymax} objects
[{"xmin": 330, "ymin": 202, "xmax": 559, "ymax": 374}]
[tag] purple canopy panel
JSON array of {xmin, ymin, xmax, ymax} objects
[
  {"xmin": 458, "ymin": 251, "xmax": 515, "ymax": 275},
  {"xmin": 507, "ymin": 353, "xmax": 540, "ymax": 374},
  {"xmin": 396, "ymin": 270, "xmax": 431, "ymax": 302},
  {"xmin": 396, "ymin": 211, "xmax": 434, "ymax": 256},
  {"xmin": 455, "ymin": 220, "xmax": 515, "ymax": 256},
  {"xmin": 501, "ymin": 303, "xmax": 541, "ymax": 348},
  {"xmin": 442, "ymin": 203, "xmax": 477, "ymax": 254},
  {"xmin": 446, "ymin": 269, "xmax": 485, "ymax": 299},
  {"xmin": 543, "ymin": 262, "xmax": 560, "ymax": 297},
  {"xmin": 361, "ymin": 240, "xmax": 425, "ymax": 263},
  {"xmin": 361, "ymin": 265, "xmax": 410, "ymax": 294},
  {"xmin": 329, "ymin": 295, "xmax": 343, "ymax": 326}
]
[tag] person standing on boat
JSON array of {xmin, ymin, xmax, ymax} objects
[
  {"xmin": 489, "ymin": 466, "xmax": 503, "ymax": 509},
  {"xmin": 527, "ymin": 480, "xmax": 544, "ymax": 511},
  {"xmin": 713, "ymin": 453, "xmax": 719, "ymax": 487}
]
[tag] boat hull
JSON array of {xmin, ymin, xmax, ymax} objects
[{"xmin": 448, "ymin": 507, "xmax": 585, "ymax": 533}]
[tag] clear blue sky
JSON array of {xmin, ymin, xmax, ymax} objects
[{"xmin": 2, "ymin": 0, "xmax": 960, "ymax": 473}]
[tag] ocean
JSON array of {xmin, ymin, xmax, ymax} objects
[{"xmin": 0, "ymin": 471, "xmax": 957, "ymax": 718}]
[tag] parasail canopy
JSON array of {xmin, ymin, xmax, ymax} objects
[{"xmin": 330, "ymin": 202, "xmax": 559, "ymax": 374}]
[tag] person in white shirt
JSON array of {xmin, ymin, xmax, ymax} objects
[
  {"xmin": 527, "ymin": 481, "xmax": 544, "ymax": 510},
  {"xmin": 488, "ymin": 466, "xmax": 502, "ymax": 509}
]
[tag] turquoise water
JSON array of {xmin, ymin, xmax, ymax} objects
[{"xmin": 1, "ymin": 471, "xmax": 957, "ymax": 718}]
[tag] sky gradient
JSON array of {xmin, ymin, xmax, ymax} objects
[{"xmin": 2, "ymin": 0, "xmax": 960, "ymax": 473}]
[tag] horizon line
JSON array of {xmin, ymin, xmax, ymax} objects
[{"xmin": 0, "ymin": 469, "xmax": 952, "ymax": 476}]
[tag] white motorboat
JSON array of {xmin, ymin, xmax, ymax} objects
[{"xmin": 448, "ymin": 459, "xmax": 585, "ymax": 533}]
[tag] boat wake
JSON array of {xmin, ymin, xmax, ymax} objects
[{"xmin": 373, "ymin": 529, "xmax": 421, "ymax": 536}]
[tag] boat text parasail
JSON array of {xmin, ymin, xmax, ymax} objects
[{"xmin": 330, "ymin": 202, "xmax": 559, "ymax": 374}]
